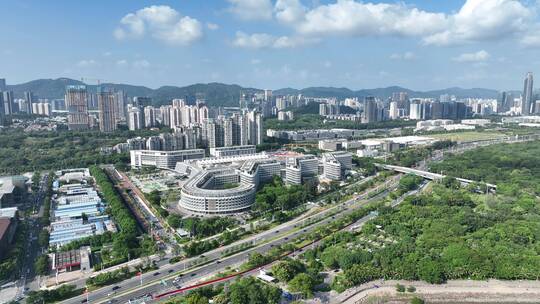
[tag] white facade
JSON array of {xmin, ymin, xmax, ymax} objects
[
  {"xmin": 415, "ymin": 120, "xmax": 475, "ymax": 132},
  {"xmin": 144, "ymin": 106, "xmax": 156, "ymax": 128},
  {"xmin": 285, "ymin": 156, "xmax": 318, "ymax": 185},
  {"xmin": 278, "ymin": 111, "xmax": 294, "ymax": 121},
  {"xmin": 389, "ymin": 101, "xmax": 399, "ymax": 119},
  {"xmin": 179, "ymin": 159, "xmax": 281, "ymax": 215},
  {"xmin": 130, "ymin": 149, "xmax": 205, "ymax": 169},
  {"xmin": 357, "ymin": 149, "xmax": 379, "ymax": 158},
  {"xmin": 318, "ymin": 139, "xmax": 347, "ymax": 151},
  {"xmin": 209, "ymin": 145, "xmax": 256, "ymax": 157},
  {"xmin": 128, "ymin": 106, "xmax": 144, "ymax": 130},
  {"xmin": 409, "ymin": 102, "xmax": 422, "ymax": 120},
  {"xmin": 461, "ymin": 119, "xmax": 491, "ymax": 126},
  {"xmin": 322, "ymin": 152, "xmax": 352, "ymax": 181},
  {"xmin": 32, "ymin": 102, "xmax": 51, "ymax": 116}
]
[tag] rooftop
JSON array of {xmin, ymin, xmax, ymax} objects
[
  {"xmin": 0, "ymin": 218, "xmax": 11, "ymax": 242},
  {"xmin": 0, "ymin": 207, "xmax": 18, "ymax": 218},
  {"xmin": 53, "ymin": 249, "xmax": 81, "ymax": 270}
]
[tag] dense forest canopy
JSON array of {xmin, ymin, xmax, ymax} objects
[
  {"xmin": 0, "ymin": 129, "xmax": 161, "ymax": 174},
  {"xmin": 304, "ymin": 141, "xmax": 540, "ymax": 293}
]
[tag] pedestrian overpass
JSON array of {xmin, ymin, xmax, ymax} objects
[{"xmin": 376, "ymin": 164, "xmax": 497, "ymax": 192}]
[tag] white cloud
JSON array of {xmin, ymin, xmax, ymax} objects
[
  {"xmin": 76, "ymin": 59, "xmax": 100, "ymax": 68},
  {"xmin": 423, "ymin": 0, "xmax": 533, "ymax": 46},
  {"xmin": 452, "ymin": 50, "xmax": 491, "ymax": 62},
  {"xmin": 273, "ymin": 35, "xmax": 317, "ymax": 48},
  {"xmin": 390, "ymin": 52, "xmax": 416, "ymax": 60},
  {"xmin": 251, "ymin": 58, "xmax": 262, "ymax": 65},
  {"xmin": 114, "ymin": 5, "xmax": 203, "ymax": 45},
  {"xmin": 116, "ymin": 59, "xmax": 129, "ymax": 67},
  {"xmin": 323, "ymin": 60, "xmax": 332, "ymax": 68},
  {"xmin": 281, "ymin": 65, "xmax": 292, "ymax": 75},
  {"xmin": 259, "ymin": 0, "xmax": 538, "ymax": 48},
  {"xmin": 133, "ymin": 59, "xmax": 151, "ymax": 69},
  {"xmin": 207, "ymin": 23, "xmax": 219, "ymax": 30},
  {"xmin": 378, "ymin": 70, "xmax": 390, "ymax": 78},
  {"xmin": 293, "ymin": 1, "xmax": 448, "ymax": 37},
  {"xmin": 275, "ymin": 0, "xmax": 306, "ymax": 24},
  {"xmin": 227, "ymin": 0, "xmax": 273, "ymax": 21},
  {"xmin": 233, "ymin": 32, "xmax": 275, "ymax": 48},
  {"xmin": 521, "ymin": 30, "xmax": 540, "ymax": 47},
  {"xmin": 232, "ymin": 31, "xmax": 315, "ymax": 49}
]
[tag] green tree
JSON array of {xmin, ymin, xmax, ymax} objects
[
  {"xmin": 417, "ymin": 258, "xmax": 445, "ymax": 284},
  {"xmin": 343, "ymin": 264, "xmax": 380, "ymax": 286},
  {"xmin": 227, "ymin": 277, "xmax": 280, "ymax": 304},
  {"xmin": 167, "ymin": 214, "xmax": 183, "ymax": 229},
  {"xmin": 271, "ymin": 259, "xmax": 305, "ymax": 282},
  {"xmin": 38, "ymin": 230, "xmax": 50, "ymax": 248},
  {"xmin": 185, "ymin": 294, "xmax": 209, "ymax": 304},
  {"xmin": 288, "ymin": 273, "xmax": 316, "ymax": 298},
  {"xmin": 34, "ymin": 255, "xmax": 50, "ymax": 276}
]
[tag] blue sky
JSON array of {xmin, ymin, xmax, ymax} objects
[{"xmin": 1, "ymin": 0, "xmax": 540, "ymax": 91}]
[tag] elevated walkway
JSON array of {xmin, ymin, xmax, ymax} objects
[{"xmin": 376, "ymin": 164, "xmax": 497, "ymax": 191}]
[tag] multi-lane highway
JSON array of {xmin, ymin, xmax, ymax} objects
[{"xmin": 60, "ymin": 176, "xmax": 400, "ymax": 304}]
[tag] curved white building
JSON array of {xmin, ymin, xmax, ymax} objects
[
  {"xmin": 180, "ymin": 168, "xmax": 256, "ymax": 214},
  {"xmin": 179, "ymin": 159, "xmax": 281, "ymax": 215}
]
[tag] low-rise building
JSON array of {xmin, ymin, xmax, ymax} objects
[
  {"xmin": 179, "ymin": 157, "xmax": 282, "ymax": 215},
  {"xmin": 503, "ymin": 116, "xmax": 540, "ymax": 124},
  {"xmin": 0, "ymin": 207, "xmax": 18, "ymax": 259},
  {"xmin": 415, "ymin": 120, "xmax": 475, "ymax": 132},
  {"xmin": 322, "ymin": 152, "xmax": 353, "ymax": 181},
  {"xmin": 180, "ymin": 168, "xmax": 256, "ymax": 215},
  {"xmin": 130, "ymin": 149, "xmax": 205, "ymax": 169},
  {"xmin": 209, "ymin": 145, "xmax": 256, "ymax": 157},
  {"xmin": 357, "ymin": 149, "xmax": 379, "ymax": 158},
  {"xmin": 51, "ymin": 247, "xmax": 92, "ymax": 273},
  {"xmin": 318, "ymin": 139, "xmax": 347, "ymax": 151},
  {"xmin": 49, "ymin": 171, "xmax": 117, "ymax": 248},
  {"xmin": 267, "ymin": 128, "xmax": 365, "ymax": 141},
  {"xmin": 0, "ymin": 176, "xmax": 28, "ymax": 208},
  {"xmin": 285, "ymin": 155, "xmax": 318, "ymax": 185},
  {"xmin": 56, "ymin": 168, "xmax": 91, "ymax": 183},
  {"xmin": 239, "ymin": 159, "xmax": 281, "ymax": 188},
  {"xmin": 461, "ymin": 119, "xmax": 491, "ymax": 126}
]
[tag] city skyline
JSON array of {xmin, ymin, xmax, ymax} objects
[{"xmin": 2, "ymin": 0, "xmax": 540, "ymax": 91}]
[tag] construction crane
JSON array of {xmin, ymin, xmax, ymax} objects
[
  {"xmin": 80, "ymin": 77, "xmax": 117, "ymax": 93},
  {"xmin": 80, "ymin": 77, "xmax": 106, "ymax": 85}
]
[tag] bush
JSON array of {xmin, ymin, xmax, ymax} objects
[
  {"xmin": 87, "ymin": 267, "xmax": 131, "ymax": 287},
  {"xmin": 411, "ymin": 296, "xmax": 424, "ymax": 304},
  {"xmin": 26, "ymin": 284, "xmax": 82, "ymax": 304}
]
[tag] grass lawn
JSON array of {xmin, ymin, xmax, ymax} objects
[{"xmin": 429, "ymin": 131, "xmax": 506, "ymax": 142}]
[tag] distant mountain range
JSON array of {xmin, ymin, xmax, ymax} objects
[{"xmin": 5, "ymin": 78, "xmax": 507, "ymax": 107}]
